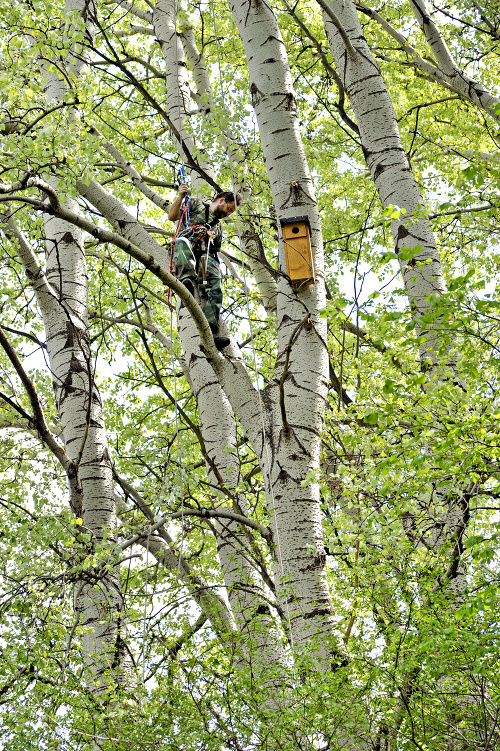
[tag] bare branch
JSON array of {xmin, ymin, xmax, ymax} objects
[
  {"xmin": 112, "ymin": 481, "xmax": 236, "ymax": 640},
  {"xmin": 0, "ymin": 327, "xmax": 70, "ymax": 470},
  {"xmin": 170, "ymin": 508, "xmax": 272, "ymax": 541},
  {"xmin": 316, "ymin": 0, "xmax": 358, "ymax": 60},
  {"xmin": 87, "ymin": 124, "xmax": 171, "ymax": 212},
  {"xmin": 282, "ymin": 0, "xmax": 359, "ymax": 133},
  {"xmin": 115, "ymin": 24, "xmax": 155, "ymax": 37},
  {"xmin": 89, "ymin": 311, "xmax": 174, "ymax": 353},
  {"xmin": 104, "ymin": 0, "xmax": 152, "ymax": 23},
  {"xmin": 357, "ymin": 0, "xmax": 500, "ymax": 120}
]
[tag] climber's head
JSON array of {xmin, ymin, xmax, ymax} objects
[{"xmin": 211, "ymin": 191, "xmax": 242, "ymax": 219}]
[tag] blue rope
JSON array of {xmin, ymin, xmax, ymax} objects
[{"xmin": 176, "ymin": 165, "xmax": 190, "ymax": 229}]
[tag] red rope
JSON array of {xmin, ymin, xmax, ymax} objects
[{"xmin": 168, "ymin": 203, "xmax": 189, "ymax": 309}]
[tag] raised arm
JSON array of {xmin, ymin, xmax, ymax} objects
[{"xmin": 168, "ymin": 182, "xmax": 189, "ymax": 221}]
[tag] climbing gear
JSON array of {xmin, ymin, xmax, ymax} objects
[
  {"xmin": 171, "ymin": 196, "xmax": 224, "ymax": 327},
  {"xmin": 176, "ymin": 164, "xmax": 190, "ymax": 228},
  {"xmin": 200, "ymin": 243, "xmax": 209, "ymax": 291},
  {"xmin": 172, "ymin": 235, "xmax": 223, "ymax": 328},
  {"xmin": 179, "ymin": 203, "xmax": 220, "ymax": 251}
]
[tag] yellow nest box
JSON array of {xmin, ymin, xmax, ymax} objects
[{"xmin": 280, "ymin": 215, "xmax": 315, "ymax": 287}]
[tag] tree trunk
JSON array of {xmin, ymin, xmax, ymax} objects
[
  {"xmin": 228, "ymin": 0, "xmax": 336, "ymax": 670},
  {"xmin": 38, "ymin": 0, "xmax": 133, "ymax": 691},
  {"xmin": 322, "ymin": 0, "xmax": 453, "ymax": 370}
]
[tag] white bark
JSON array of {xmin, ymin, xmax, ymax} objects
[
  {"xmin": 228, "ymin": 0, "xmax": 336, "ymax": 669},
  {"xmin": 408, "ymin": 0, "xmax": 500, "ymax": 119},
  {"xmin": 179, "ymin": 18, "xmax": 278, "ymax": 314},
  {"xmin": 179, "ymin": 23, "xmax": 213, "ymax": 116},
  {"xmin": 89, "ymin": 125, "xmax": 171, "ymax": 212},
  {"xmin": 81, "ymin": 103, "xmax": 288, "ymax": 681},
  {"xmin": 152, "ymin": 0, "xmax": 215, "ymax": 190},
  {"xmin": 448, "ymin": 148, "xmax": 500, "ymax": 164},
  {"xmin": 322, "ymin": 0, "xmax": 454, "ymax": 369},
  {"xmin": 357, "ymin": 0, "xmax": 500, "ymax": 122},
  {"xmin": 77, "ymin": 178, "xmax": 171, "ymax": 272},
  {"xmin": 115, "ymin": 24, "xmax": 156, "ymax": 37},
  {"xmin": 43, "ymin": 189, "xmax": 132, "ymax": 692},
  {"xmin": 323, "ymin": 1, "xmax": 469, "ymax": 606},
  {"xmin": 3, "ymin": 213, "xmax": 61, "ymax": 319},
  {"xmin": 178, "ymin": 313, "xmax": 289, "ymax": 683},
  {"xmin": 111, "ymin": 0, "xmax": 152, "ymax": 23},
  {"xmin": 178, "ymin": 316, "xmax": 288, "ymax": 664}
]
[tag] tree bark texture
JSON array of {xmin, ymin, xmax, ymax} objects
[
  {"xmin": 153, "ymin": 0, "xmax": 215, "ymax": 189},
  {"xmin": 178, "ymin": 312, "xmax": 289, "ymax": 687}
]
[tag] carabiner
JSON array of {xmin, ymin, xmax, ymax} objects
[{"xmin": 176, "ymin": 164, "xmax": 188, "ymax": 187}]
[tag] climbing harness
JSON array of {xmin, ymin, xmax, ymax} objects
[{"xmin": 173, "ymin": 200, "xmax": 220, "ymax": 296}]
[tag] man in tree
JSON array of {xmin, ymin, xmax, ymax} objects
[{"xmin": 168, "ymin": 183, "xmax": 242, "ymax": 351}]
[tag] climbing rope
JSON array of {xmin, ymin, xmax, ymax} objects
[{"xmin": 176, "ymin": 164, "xmax": 190, "ymax": 227}]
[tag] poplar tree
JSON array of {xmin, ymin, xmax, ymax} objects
[{"xmin": 0, "ymin": 0, "xmax": 499, "ymax": 748}]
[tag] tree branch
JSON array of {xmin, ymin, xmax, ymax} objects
[
  {"xmin": 357, "ymin": 0, "xmax": 500, "ymax": 120},
  {"xmin": 170, "ymin": 507, "xmax": 272, "ymax": 541},
  {"xmin": 115, "ymin": 24, "xmax": 155, "ymax": 37},
  {"xmin": 88, "ymin": 123, "xmax": 172, "ymax": 211},
  {"xmin": 282, "ymin": 0, "xmax": 359, "ymax": 133},
  {"xmin": 0, "ymin": 191, "xmax": 219, "ymax": 360},
  {"xmin": 112, "ymin": 480, "xmax": 236, "ymax": 640},
  {"xmin": 316, "ymin": 0, "xmax": 358, "ymax": 60},
  {"xmin": 0, "ymin": 327, "xmax": 71, "ymax": 472},
  {"xmin": 104, "ymin": 0, "xmax": 152, "ymax": 23}
]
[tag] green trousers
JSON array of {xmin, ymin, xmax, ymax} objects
[{"xmin": 173, "ymin": 237, "xmax": 223, "ymax": 328}]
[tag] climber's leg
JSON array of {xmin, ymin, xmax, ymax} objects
[
  {"xmin": 199, "ymin": 253, "xmax": 223, "ymax": 328},
  {"xmin": 173, "ymin": 237, "xmax": 197, "ymax": 292}
]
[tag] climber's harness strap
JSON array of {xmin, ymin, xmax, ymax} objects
[{"xmin": 180, "ymin": 203, "xmax": 220, "ymax": 257}]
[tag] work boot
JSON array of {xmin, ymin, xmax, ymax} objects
[
  {"xmin": 179, "ymin": 279, "xmax": 195, "ymax": 308},
  {"xmin": 209, "ymin": 322, "xmax": 230, "ymax": 351},
  {"xmin": 181, "ymin": 279, "xmax": 195, "ymax": 296},
  {"xmin": 213, "ymin": 336, "xmax": 230, "ymax": 351}
]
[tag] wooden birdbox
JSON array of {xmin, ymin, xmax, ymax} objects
[{"xmin": 280, "ymin": 215, "xmax": 315, "ymax": 286}]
